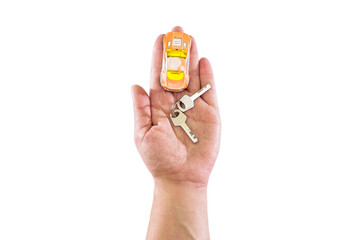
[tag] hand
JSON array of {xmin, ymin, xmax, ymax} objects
[
  {"xmin": 131, "ymin": 26, "xmax": 221, "ymax": 187},
  {"xmin": 132, "ymin": 26, "xmax": 220, "ymax": 240}
]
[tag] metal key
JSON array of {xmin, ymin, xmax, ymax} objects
[
  {"xmin": 176, "ymin": 84, "xmax": 211, "ymax": 112},
  {"xmin": 170, "ymin": 110, "xmax": 198, "ymax": 143}
]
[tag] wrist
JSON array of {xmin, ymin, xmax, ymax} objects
[
  {"xmin": 154, "ymin": 178, "xmax": 208, "ymax": 193},
  {"xmin": 153, "ymin": 178, "xmax": 208, "ymax": 212},
  {"xmin": 146, "ymin": 178, "xmax": 210, "ymax": 239}
]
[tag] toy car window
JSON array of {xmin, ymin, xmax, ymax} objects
[{"xmin": 173, "ymin": 38, "xmax": 182, "ymax": 46}]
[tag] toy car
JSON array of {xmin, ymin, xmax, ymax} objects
[{"xmin": 160, "ymin": 31, "xmax": 191, "ymax": 92}]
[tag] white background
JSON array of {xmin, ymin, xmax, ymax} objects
[{"xmin": 1, "ymin": 0, "xmax": 358, "ymax": 239}]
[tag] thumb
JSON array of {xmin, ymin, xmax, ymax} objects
[{"xmin": 131, "ymin": 85, "xmax": 152, "ymax": 145}]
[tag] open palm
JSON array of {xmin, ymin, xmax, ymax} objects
[{"xmin": 132, "ymin": 26, "xmax": 221, "ymax": 186}]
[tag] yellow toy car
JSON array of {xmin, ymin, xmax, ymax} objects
[{"xmin": 160, "ymin": 31, "xmax": 191, "ymax": 92}]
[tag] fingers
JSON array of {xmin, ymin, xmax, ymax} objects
[
  {"xmin": 187, "ymin": 36, "xmax": 200, "ymax": 92},
  {"xmin": 199, "ymin": 58, "xmax": 218, "ymax": 108},
  {"xmin": 150, "ymin": 34, "xmax": 165, "ymax": 92},
  {"xmin": 131, "ymin": 85, "xmax": 152, "ymax": 146},
  {"xmin": 171, "ymin": 26, "xmax": 183, "ymax": 32}
]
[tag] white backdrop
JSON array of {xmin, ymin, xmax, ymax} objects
[{"xmin": 1, "ymin": 0, "xmax": 358, "ymax": 239}]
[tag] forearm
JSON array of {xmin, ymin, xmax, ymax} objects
[{"xmin": 146, "ymin": 179, "xmax": 210, "ymax": 240}]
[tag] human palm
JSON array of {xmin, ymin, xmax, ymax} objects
[{"xmin": 132, "ymin": 27, "xmax": 221, "ymax": 186}]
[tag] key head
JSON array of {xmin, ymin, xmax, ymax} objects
[
  {"xmin": 177, "ymin": 95, "xmax": 194, "ymax": 112},
  {"xmin": 170, "ymin": 110, "xmax": 187, "ymax": 126}
]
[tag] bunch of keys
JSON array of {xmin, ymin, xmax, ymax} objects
[{"xmin": 169, "ymin": 84, "xmax": 212, "ymax": 143}]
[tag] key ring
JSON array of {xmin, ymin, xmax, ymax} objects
[{"xmin": 170, "ymin": 101, "xmax": 179, "ymax": 118}]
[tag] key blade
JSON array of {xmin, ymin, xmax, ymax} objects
[
  {"xmin": 190, "ymin": 84, "xmax": 211, "ymax": 101},
  {"xmin": 180, "ymin": 122, "xmax": 199, "ymax": 143},
  {"xmin": 170, "ymin": 110, "xmax": 199, "ymax": 144}
]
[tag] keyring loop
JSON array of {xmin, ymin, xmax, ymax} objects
[{"xmin": 170, "ymin": 101, "xmax": 179, "ymax": 117}]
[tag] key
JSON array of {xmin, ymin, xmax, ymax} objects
[
  {"xmin": 170, "ymin": 110, "xmax": 198, "ymax": 143},
  {"xmin": 176, "ymin": 84, "xmax": 211, "ymax": 112}
]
